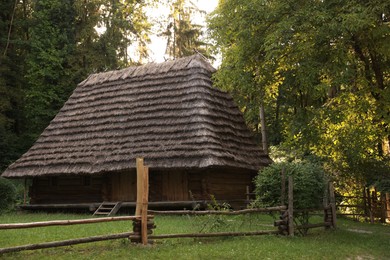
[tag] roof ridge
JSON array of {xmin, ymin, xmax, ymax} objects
[{"xmin": 78, "ymin": 54, "xmax": 215, "ymax": 87}]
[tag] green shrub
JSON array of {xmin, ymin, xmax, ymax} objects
[
  {"xmin": 254, "ymin": 161, "xmax": 327, "ymax": 210},
  {"xmin": 0, "ymin": 177, "xmax": 17, "ymax": 213},
  {"xmin": 254, "ymin": 161, "xmax": 328, "ymax": 235}
]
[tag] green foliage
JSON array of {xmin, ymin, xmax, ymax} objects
[
  {"xmin": 254, "ymin": 161, "xmax": 327, "ymax": 210},
  {"xmin": 161, "ymin": 0, "xmax": 211, "ymax": 59},
  {"xmin": 0, "ymin": 0, "xmax": 156, "ymax": 172},
  {"xmin": 208, "ymin": 0, "xmax": 390, "ymax": 189},
  {"xmin": 0, "ymin": 177, "xmax": 17, "ymax": 213}
]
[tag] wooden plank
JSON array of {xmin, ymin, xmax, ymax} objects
[
  {"xmin": 0, "ymin": 232, "xmax": 133, "ymax": 254},
  {"xmin": 0, "ymin": 216, "xmax": 145, "ymax": 230},
  {"xmin": 144, "ymin": 230, "xmax": 280, "ymax": 240},
  {"xmin": 148, "ymin": 206, "xmax": 286, "ymax": 215},
  {"xmin": 288, "ymin": 175, "xmax": 294, "ymax": 237},
  {"xmin": 141, "ymin": 166, "xmax": 149, "ymax": 245},
  {"xmin": 135, "ymin": 158, "xmax": 144, "ymax": 217},
  {"xmin": 281, "ymin": 167, "xmax": 286, "ymax": 205}
]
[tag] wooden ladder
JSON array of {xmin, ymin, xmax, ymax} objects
[{"xmin": 93, "ymin": 202, "xmax": 122, "ymax": 217}]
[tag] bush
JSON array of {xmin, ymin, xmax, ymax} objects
[
  {"xmin": 0, "ymin": 177, "xmax": 17, "ymax": 213},
  {"xmin": 254, "ymin": 161, "xmax": 327, "ymax": 209},
  {"xmin": 254, "ymin": 161, "xmax": 327, "ymax": 234}
]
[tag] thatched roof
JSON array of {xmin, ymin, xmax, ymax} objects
[{"xmin": 2, "ymin": 54, "xmax": 271, "ymax": 178}]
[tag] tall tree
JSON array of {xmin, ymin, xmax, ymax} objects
[
  {"xmin": 209, "ymin": 0, "xmax": 390, "ymax": 188},
  {"xmin": 161, "ymin": 0, "xmax": 210, "ymax": 59},
  {"xmin": 24, "ymin": 0, "xmax": 77, "ymax": 134},
  {"xmin": 0, "ymin": 0, "xmax": 32, "ymax": 171}
]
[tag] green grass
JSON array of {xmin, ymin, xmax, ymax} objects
[{"xmin": 0, "ymin": 212, "xmax": 389, "ymax": 259}]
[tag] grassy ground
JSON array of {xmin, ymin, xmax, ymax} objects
[{"xmin": 0, "ymin": 212, "xmax": 389, "ymax": 259}]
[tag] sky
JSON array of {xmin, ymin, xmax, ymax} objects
[{"xmin": 147, "ymin": 0, "xmax": 219, "ymax": 62}]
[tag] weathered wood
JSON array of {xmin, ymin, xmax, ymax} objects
[
  {"xmin": 141, "ymin": 165, "xmax": 149, "ymax": 245},
  {"xmin": 135, "ymin": 158, "xmax": 144, "ymax": 217},
  {"xmin": 380, "ymin": 193, "xmax": 387, "ymax": 223},
  {"xmin": 281, "ymin": 167, "xmax": 286, "ymax": 205},
  {"xmin": 142, "ymin": 230, "xmax": 280, "ymax": 240},
  {"xmin": 386, "ymin": 193, "xmax": 390, "ymax": 221},
  {"xmin": 148, "ymin": 206, "xmax": 287, "ymax": 215},
  {"xmin": 110, "ymin": 172, "xmax": 136, "ymax": 201},
  {"xmin": 0, "ymin": 216, "xmax": 145, "ymax": 230},
  {"xmin": 29, "ymin": 176, "xmax": 104, "ymax": 204},
  {"xmin": 0, "ymin": 232, "xmax": 133, "ymax": 254},
  {"xmin": 328, "ymin": 181, "xmax": 337, "ymax": 229},
  {"xmin": 288, "ymin": 175, "xmax": 294, "ymax": 236}
]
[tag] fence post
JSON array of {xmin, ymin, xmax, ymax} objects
[
  {"xmin": 386, "ymin": 193, "xmax": 390, "ymax": 223},
  {"xmin": 380, "ymin": 193, "xmax": 387, "ymax": 224},
  {"xmin": 328, "ymin": 182, "xmax": 337, "ymax": 229},
  {"xmin": 288, "ymin": 175, "xmax": 294, "ymax": 237},
  {"xmin": 134, "ymin": 158, "xmax": 150, "ymax": 245},
  {"xmin": 136, "ymin": 158, "xmax": 144, "ymax": 217},
  {"xmin": 141, "ymin": 166, "xmax": 149, "ymax": 245},
  {"xmin": 281, "ymin": 168, "xmax": 286, "ymax": 205}
]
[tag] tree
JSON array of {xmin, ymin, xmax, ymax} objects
[
  {"xmin": 208, "ymin": 0, "xmax": 390, "ymax": 187},
  {"xmin": 24, "ymin": 0, "xmax": 154, "ymax": 135},
  {"xmin": 161, "ymin": 0, "xmax": 210, "ymax": 59},
  {"xmin": 0, "ymin": 0, "xmax": 32, "ymax": 171},
  {"xmin": 0, "ymin": 0, "xmax": 155, "ymax": 172}
]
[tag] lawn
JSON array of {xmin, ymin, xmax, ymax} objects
[{"xmin": 0, "ymin": 212, "xmax": 389, "ymax": 259}]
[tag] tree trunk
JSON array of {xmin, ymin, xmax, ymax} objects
[{"xmin": 259, "ymin": 103, "xmax": 268, "ymax": 155}]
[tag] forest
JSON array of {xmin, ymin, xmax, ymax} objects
[{"xmin": 0, "ymin": 0, "xmax": 389, "ymax": 196}]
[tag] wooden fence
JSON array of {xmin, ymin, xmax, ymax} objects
[
  {"xmin": 336, "ymin": 189, "xmax": 390, "ymax": 223},
  {"xmin": 0, "ymin": 159, "xmax": 337, "ymax": 254}
]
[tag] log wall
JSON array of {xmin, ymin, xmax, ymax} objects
[
  {"xmin": 30, "ymin": 176, "xmax": 104, "ymax": 204},
  {"xmin": 30, "ymin": 168, "xmax": 256, "ymax": 207}
]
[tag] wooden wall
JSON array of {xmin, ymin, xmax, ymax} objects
[
  {"xmin": 109, "ymin": 171, "xmax": 137, "ymax": 201},
  {"xmin": 30, "ymin": 175, "xmax": 104, "ymax": 204},
  {"xmin": 149, "ymin": 169, "xmax": 255, "ymax": 204},
  {"xmin": 30, "ymin": 168, "xmax": 256, "ymax": 207},
  {"xmin": 188, "ymin": 169, "xmax": 255, "ymax": 202}
]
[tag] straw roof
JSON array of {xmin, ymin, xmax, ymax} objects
[{"xmin": 2, "ymin": 54, "xmax": 271, "ymax": 177}]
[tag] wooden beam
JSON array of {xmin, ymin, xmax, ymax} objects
[
  {"xmin": 141, "ymin": 166, "xmax": 149, "ymax": 245},
  {"xmin": 0, "ymin": 232, "xmax": 133, "ymax": 254},
  {"xmin": 0, "ymin": 216, "xmax": 147, "ymax": 230},
  {"xmin": 281, "ymin": 168, "xmax": 286, "ymax": 205},
  {"xmin": 135, "ymin": 158, "xmax": 144, "ymax": 217},
  {"xmin": 148, "ymin": 206, "xmax": 287, "ymax": 215},
  {"xmin": 288, "ymin": 175, "xmax": 294, "ymax": 237},
  {"xmin": 143, "ymin": 230, "xmax": 280, "ymax": 240}
]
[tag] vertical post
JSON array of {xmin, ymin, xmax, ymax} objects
[
  {"xmin": 246, "ymin": 186, "xmax": 250, "ymax": 206},
  {"xmin": 323, "ymin": 180, "xmax": 329, "ymax": 228},
  {"xmin": 288, "ymin": 175, "xmax": 294, "ymax": 237},
  {"xmin": 371, "ymin": 190, "xmax": 377, "ymax": 223},
  {"xmin": 380, "ymin": 193, "xmax": 386, "ymax": 224},
  {"xmin": 386, "ymin": 193, "xmax": 390, "ymax": 223},
  {"xmin": 367, "ymin": 188, "xmax": 373, "ymax": 223},
  {"xmin": 141, "ymin": 166, "xmax": 149, "ymax": 245},
  {"xmin": 281, "ymin": 168, "xmax": 286, "ymax": 205},
  {"xmin": 362, "ymin": 188, "xmax": 368, "ymax": 218},
  {"xmin": 136, "ymin": 158, "xmax": 144, "ymax": 217},
  {"xmin": 23, "ymin": 178, "xmax": 27, "ymax": 205},
  {"xmin": 328, "ymin": 181, "xmax": 337, "ymax": 229}
]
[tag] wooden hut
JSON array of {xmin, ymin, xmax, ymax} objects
[{"xmin": 1, "ymin": 54, "xmax": 271, "ymax": 210}]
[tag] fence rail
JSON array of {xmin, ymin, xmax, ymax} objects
[{"xmin": 0, "ymin": 158, "xmax": 338, "ymax": 255}]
